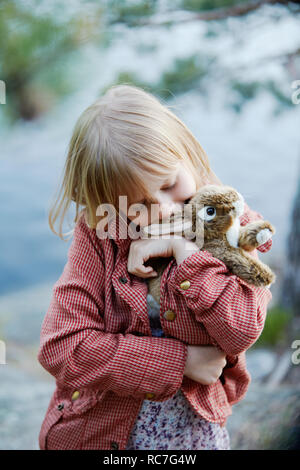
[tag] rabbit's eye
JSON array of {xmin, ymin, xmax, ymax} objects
[
  {"xmin": 206, "ymin": 207, "xmax": 215, "ymax": 216},
  {"xmin": 197, "ymin": 206, "xmax": 216, "ymax": 221}
]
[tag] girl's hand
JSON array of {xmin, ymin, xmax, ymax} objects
[
  {"xmin": 127, "ymin": 238, "xmax": 175, "ymax": 278},
  {"xmin": 184, "ymin": 345, "xmax": 227, "ymax": 385},
  {"xmin": 171, "ymin": 237, "xmax": 200, "ymax": 266},
  {"xmin": 127, "ymin": 236, "xmax": 200, "ymax": 278}
]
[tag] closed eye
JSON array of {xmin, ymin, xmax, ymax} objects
[
  {"xmin": 162, "ymin": 182, "xmax": 176, "ymax": 191},
  {"xmin": 135, "ymin": 181, "xmax": 177, "ymax": 205}
]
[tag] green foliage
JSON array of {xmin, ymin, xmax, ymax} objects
[
  {"xmin": 135, "ymin": 42, "xmax": 159, "ymax": 54},
  {"xmin": 181, "ymin": 0, "xmax": 248, "ymax": 12},
  {"xmin": 101, "ymin": 53, "xmax": 211, "ymax": 101},
  {"xmin": 204, "ymin": 26, "xmax": 219, "ymax": 38},
  {"xmin": 0, "ymin": 2, "xmax": 73, "ymax": 83},
  {"xmin": 100, "ymin": 71, "xmax": 152, "ymax": 96},
  {"xmin": 154, "ymin": 55, "xmax": 209, "ymax": 99},
  {"xmin": 226, "ymin": 79, "xmax": 261, "ymax": 113},
  {"xmin": 104, "ymin": 58, "xmax": 292, "ymax": 116},
  {"xmin": 265, "ymin": 80, "xmax": 295, "ymax": 116},
  {"xmin": 254, "ymin": 305, "xmax": 293, "ymax": 348},
  {"xmin": 0, "ymin": 0, "xmax": 104, "ymax": 121},
  {"xmin": 109, "ymin": 0, "xmax": 157, "ymax": 25},
  {"xmin": 227, "ymin": 78, "xmax": 294, "ymax": 115},
  {"xmin": 1, "ymin": 0, "xmax": 294, "ymax": 122},
  {"xmin": 231, "ymin": 80, "xmax": 261, "ymax": 100}
]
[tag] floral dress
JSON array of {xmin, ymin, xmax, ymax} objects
[{"xmin": 125, "ymin": 292, "xmax": 230, "ymax": 451}]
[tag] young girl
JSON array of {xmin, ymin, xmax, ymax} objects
[{"xmin": 38, "ymin": 84, "xmax": 273, "ymax": 451}]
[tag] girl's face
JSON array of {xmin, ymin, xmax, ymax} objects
[{"xmin": 127, "ymin": 162, "xmax": 197, "ymax": 228}]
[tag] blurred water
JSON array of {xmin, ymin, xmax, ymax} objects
[{"xmin": 0, "ymin": 5, "xmax": 300, "ymax": 296}]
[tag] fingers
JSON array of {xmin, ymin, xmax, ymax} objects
[
  {"xmin": 128, "ymin": 249, "xmax": 152, "ymax": 277},
  {"xmin": 138, "ymin": 266, "xmax": 157, "ymax": 278},
  {"xmin": 127, "ymin": 238, "xmax": 172, "ymax": 278},
  {"xmin": 128, "ymin": 263, "xmax": 157, "ymax": 278}
]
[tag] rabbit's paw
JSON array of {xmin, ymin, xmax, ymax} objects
[
  {"xmin": 239, "ymin": 220, "xmax": 275, "ymax": 251},
  {"xmin": 256, "ymin": 228, "xmax": 273, "ymax": 246}
]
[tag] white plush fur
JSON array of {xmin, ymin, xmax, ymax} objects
[
  {"xmin": 226, "ymin": 217, "xmax": 241, "ymax": 248},
  {"xmin": 257, "ymin": 228, "xmax": 272, "ymax": 245},
  {"xmin": 233, "ymin": 192, "xmax": 245, "ymax": 217}
]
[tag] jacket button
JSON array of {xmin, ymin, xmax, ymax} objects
[
  {"xmin": 145, "ymin": 392, "xmax": 155, "ymax": 400},
  {"xmin": 180, "ymin": 280, "xmax": 191, "ymax": 290},
  {"xmin": 111, "ymin": 441, "xmax": 119, "ymax": 450},
  {"xmin": 163, "ymin": 310, "xmax": 176, "ymax": 321},
  {"xmin": 71, "ymin": 390, "xmax": 80, "ymax": 401},
  {"xmin": 119, "ymin": 276, "xmax": 128, "ymax": 284},
  {"xmin": 57, "ymin": 403, "xmax": 64, "ymax": 411}
]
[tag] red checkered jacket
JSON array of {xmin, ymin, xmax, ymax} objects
[{"xmin": 37, "ymin": 203, "xmax": 273, "ymax": 450}]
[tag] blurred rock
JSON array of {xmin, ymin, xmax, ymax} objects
[
  {"xmin": 227, "ymin": 382, "xmax": 300, "ymax": 450},
  {"xmin": 246, "ymin": 348, "xmax": 277, "ymax": 382},
  {"xmin": 0, "ymin": 363, "xmax": 55, "ymax": 450},
  {"xmin": 0, "ymin": 282, "xmax": 53, "ymax": 345}
]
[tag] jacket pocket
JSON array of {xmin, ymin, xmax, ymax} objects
[
  {"xmin": 39, "ymin": 387, "xmax": 102, "ymax": 450},
  {"xmin": 58, "ymin": 387, "xmax": 100, "ymax": 418},
  {"xmin": 39, "ymin": 406, "xmax": 63, "ymax": 450}
]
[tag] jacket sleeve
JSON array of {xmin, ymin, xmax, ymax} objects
[
  {"xmin": 162, "ymin": 205, "xmax": 273, "ymax": 356},
  {"xmin": 37, "ymin": 214, "xmax": 187, "ymax": 400}
]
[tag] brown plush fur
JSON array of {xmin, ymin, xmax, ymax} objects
[{"xmin": 142, "ymin": 184, "xmax": 276, "ymax": 304}]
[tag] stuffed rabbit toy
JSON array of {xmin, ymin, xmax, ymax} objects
[{"xmin": 141, "ymin": 184, "xmax": 276, "ymax": 305}]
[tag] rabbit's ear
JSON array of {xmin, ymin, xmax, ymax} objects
[{"xmin": 142, "ymin": 212, "xmax": 192, "ymax": 237}]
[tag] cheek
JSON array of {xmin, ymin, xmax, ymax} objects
[
  {"xmin": 176, "ymin": 173, "xmax": 196, "ymax": 200},
  {"xmin": 127, "ymin": 206, "xmax": 155, "ymax": 228}
]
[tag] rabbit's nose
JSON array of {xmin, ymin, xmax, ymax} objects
[{"xmin": 233, "ymin": 192, "xmax": 244, "ymax": 217}]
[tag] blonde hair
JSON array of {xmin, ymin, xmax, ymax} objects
[{"xmin": 48, "ymin": 84, "xmax": 222, "ymax": 239}]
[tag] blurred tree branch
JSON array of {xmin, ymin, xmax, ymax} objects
[
  {"xmin": 133, "ymin": 0, "xmax": 299, "ymax": 25},
  {"xmin": 1, "ymin": 0, "xmax": 299, "ymax": 121},
  {"xmin": 0, "ymin": 1, "xmax": 104, "ymax": 121},
  {"xmin": 109, "ymin": 0, "xmax": 299, "ymax": 109}
]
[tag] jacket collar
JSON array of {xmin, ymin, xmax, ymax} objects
[{"xmin": 82, "ymin": 208, "xmax": 140, "ymax": 257}]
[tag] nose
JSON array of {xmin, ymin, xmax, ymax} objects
[
  {"xmin": 158, "ymin": 203, "xmax": 179, "ymax": 220},
  {"xmin": 152, "ymin": 191, "xmax": 184, "ymax": 222}
]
